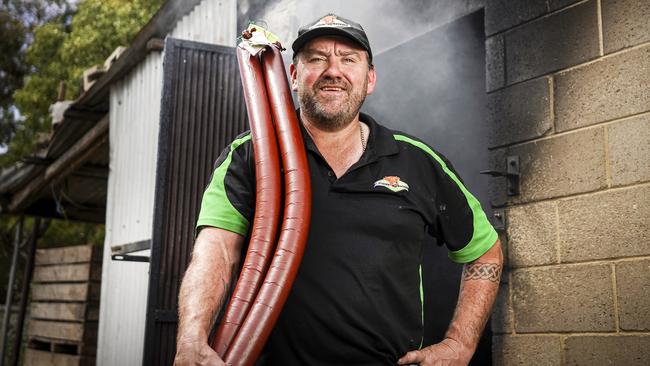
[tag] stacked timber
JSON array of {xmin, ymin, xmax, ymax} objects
[{"xmin": 24, "ymin": 245, "xmax": 102, "ymax": 366}]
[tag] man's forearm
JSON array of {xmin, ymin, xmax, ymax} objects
[
  {"xmin": 445, "ymin": 239, "xmax": 503, "ymax": 353},
  {"xmin": 176, "ymin": 228, "xmax": 244, "ymax": 343},
  {"xmin": 397, "ymin": 239, "xmax": 504, "ymax": 365}
]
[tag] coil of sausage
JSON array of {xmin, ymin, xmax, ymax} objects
[
  {"xmin": 211, "ymin": 48, "xmax": 282, "ymax": 357},
  {"xmin": 224, "ymin": 45, "xmax": 312, "ymax": 366}
]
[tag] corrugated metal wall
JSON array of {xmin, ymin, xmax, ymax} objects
[
  {"xmin": 170, "ymin": 0, "xmax": 237, "ymax": 47},
  {"xmin": 96, "ymin": 1, "xmax": 238, "ymax": 365},
  {"xmin": 97, "ymin": 51, "xmax": 163, "ymax": 366},
  {"xmin": 143, "ymin": 38, "xmax": 247, "ymax": 366}
]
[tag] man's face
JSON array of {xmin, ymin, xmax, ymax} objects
[{"xmin": 290, "ymin": 36, "xmax": 376, "ymax": 131}]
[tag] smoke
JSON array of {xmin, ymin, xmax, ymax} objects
[
  {"xmin": 293, "ymin": 0, "xmax": 484, "ymax": 55},
  {"xmin": 362, "ymin": 8, "xmax": 489, "ymax": 200},
  {"xmin": 240, "ymin": 0, "xmax": 491, "ymax": 202},
  {"xmin": 233, "ymin": 14, "xmax": 491, "ymax": 216},
  {"xmin": 240, "ymin": 0, "xmax": 483, "ymax": 54}
]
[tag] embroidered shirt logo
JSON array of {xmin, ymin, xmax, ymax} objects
[{"xmin": 374, "ymin": 176, "xmax": 409, "ymax": 192}]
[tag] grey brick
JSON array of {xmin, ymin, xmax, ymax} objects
[
  {"xmin": 506, "ymin": 201, "xmax": 558, "ymax": 267},
  {"xmin": 558, "ymin": 185, "xmax": 650, "ymax": 262},
  {"xmin": 491, "ymin": 283, "xmax": 513, "ymax": 334},
  {"xmin": 512, "ymin": 264, "xmax": 615, "ymax": 332},
  {"xmin": 554, "ymin": 45, "xmax": 650, "ymax": 132},
  {"xmin": 495, "ymin": 231, "xmax": 510, "ymax": 269},
  {"xmin": 493, "ymin": 335, "xmax": 561, "ymax": 366},
  {"xmin": 486, "ymin": 35, "xmax": 505, "ymax": 92},
  {"xmin": 487, "ymin": 77, "xmax": 552, "ymax": 147},
  {"xmin": 505, "ymin": 0, "xmax": 600, "ymax": 84},
  {"xmin": 549, "ymin": 0, "xmax": 583, "ymax": 11},
  {"xmin": 487, "ymin": 148, "xmax": 509, "ymax": 207},
  {"xmin": 485, "ymin": 0, "xmax": 548, "ymax": 36},
  {"xmin": 488, "ymin": 128, "xmax": 607, "ymax": 205},
  {"xmin": 608, "ymin": 114, "xmax": 650, "ymax": 186},
  {"xmin": 603, "ymin": 0, "xmax": 650, "ymax": 54},
  {"xmin": 616, "ymin": 259, "xmax": 650, "ymax": 331},
  {"xmin": 565, "ymin": 335, "xmax": 650, "ymax": 366}
]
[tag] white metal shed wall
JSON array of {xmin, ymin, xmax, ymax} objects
[
  {"xmin": 97, "ymin": 51, "xmax": 162, "ymax": 366},
  {"xmin": 97, "ymin": 1, "xmax": 237, "ymax": 364},
  {"xmin": 171, "ymin": 0, "xmax": 237, "ymax": 46}
]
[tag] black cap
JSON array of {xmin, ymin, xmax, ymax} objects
[{"xmin": 292, "ymin": 14, "xmax": 372, "ymax": 63}]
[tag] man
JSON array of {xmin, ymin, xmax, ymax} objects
[{"xmin": 175, "ymin": 13, "xmax": 502, "ymax": 366}]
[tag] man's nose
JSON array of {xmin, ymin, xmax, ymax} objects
[{"xmin": 322, "ymin": 59, "xmax": 344, "ymax": 78}]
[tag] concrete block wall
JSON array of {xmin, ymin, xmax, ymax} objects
[{"xmin": 485, "ymin": 0, "xmax": 650, "ymax": 364}]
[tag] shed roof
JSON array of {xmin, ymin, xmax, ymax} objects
[{"xmin": 0, "ymin": 0, "xmax": 203, "ymax": 222}]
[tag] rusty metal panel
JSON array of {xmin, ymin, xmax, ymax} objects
[{"xmin": 143, "ymin": 37, "xmax": 247, "ymax": 366}]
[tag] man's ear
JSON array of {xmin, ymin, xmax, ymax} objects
[
  {"xmin": 290, "ymin": 63, "xmax": 298, "ymax": 91},
  {"xmin": 366, "ymin": 67, "xmax": 377, "ymax": 95}
]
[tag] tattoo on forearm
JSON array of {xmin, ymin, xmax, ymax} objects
[{"xmin": 462, "ymin": 262, "xmax": 502, "ymax": 283}]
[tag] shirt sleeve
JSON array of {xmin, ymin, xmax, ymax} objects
[
  {"xmin": 429, "ymin": 152, "xmax": 498, "ymax": 263},
  {"xmin": 195, "ymin": 133, "xmax": 254, "ymax": 237},
  {"xmin": 393, "ymin": 134, "xmax": 498, "ymax": 263}
]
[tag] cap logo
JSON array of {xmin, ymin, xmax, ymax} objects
[
  {"xmin": 311, "ymin": 15, "xmax": 350, "ymax": 29},
  {"xmin": 374, "ymin": 176, "xmax": 409, "ymax": 192}
]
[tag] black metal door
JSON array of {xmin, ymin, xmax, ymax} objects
[
  {"xmin": 143, "ymin": 38, "xmax": 248, "ymax": 366},
  {"xmin": 362, "ymin": 10, "xmax": 493, "ymax": 364}
]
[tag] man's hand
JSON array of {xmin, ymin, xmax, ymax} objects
[
  {"xmin": 397, "ymin": 338, "xmax": 471, "ymax": 366},
  {"xmin": 398, "ymin": 239, "xmax": 503, "ymax": 366}
]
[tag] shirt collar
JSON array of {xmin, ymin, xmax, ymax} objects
[
  {"xmin": 297, "ymin": 110, "xmax": 400, "ymax": 161},
  {"xmin": 359, "ymin": 112, "xmax": 400, "ymax": 160}
]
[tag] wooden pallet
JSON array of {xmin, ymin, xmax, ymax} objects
[
  {"xmin": 23, "ymin": 349, "xmax": 94, "ymax": 366},
  {"xmin": 30, "ymin": 303, "xmax": 99, "ymax": 322},
  {"xmin": 28, "ymin": 336, "xmax": 96, "ymax": 356},
  {"xmin": 27, "ymin": 320, "xmax": 98, "ymax": 344},
  {"xmin": 25, "ymin": 244, "xmax": 102, "ymax": 365},
  {"xmin": 34, "ymin": 245, "xmax": 101, "ymax": 266}
]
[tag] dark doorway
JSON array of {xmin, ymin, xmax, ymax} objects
[
  {"xmin": 143, "ymin": 38, "xmax": 248, "ymax": 366},
  {"xmin": 362, "ymin": 10, "xmax": 493, "ymax": 364}
]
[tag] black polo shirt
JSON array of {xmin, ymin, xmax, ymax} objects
[{"xmin": 197, "ymin": 112, "xmax": 497, "ymax": 365}]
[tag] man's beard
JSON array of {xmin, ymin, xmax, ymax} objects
[{"xmin": 298, "ymin": 76, "xmax": 368, "ymax": 132}]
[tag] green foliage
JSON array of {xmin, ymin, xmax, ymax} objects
[
  {"xmin": 39, "ymin": 219, "xmax": 105, "ymax": 248},
  {"xmin": 0, "ymin": 0, "xmax": 73, "ymax": 151},
  {"xmin": 8, "ymin": 22, "xmax": 67, "ymax": 160},
  {"xmin": 0, "ymin": 10, "xmax": 26, "ymax": 144},
  {"xmin": 3, "ymin": 0, "xmax": 163, "ymax": 166},
  {"xmin": 1, "ymin": 216, "xmax": 103, "ymax": 255}
]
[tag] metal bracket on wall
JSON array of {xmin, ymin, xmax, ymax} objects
[
  {"xmin": 111, "ymin": 254, "xmax": 149, "ymax": 262},
  {"xmin": 480, "ymin": 155, "xmax": 520, "ymax": 196},
  {"xmin": 492, "ymin": 209, "xmax": 506, "ymax": 232},
  {"xmin": 110, "ymin": 238, "xmax": 151, "ymax": 262}
]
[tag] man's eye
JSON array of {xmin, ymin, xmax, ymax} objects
[
  {"xmin": 310, "ymin": 57, "xmax": 326, "ymax": 62},
  {"xmin": 343, "ymin": 57, "xmax": 357, "ymax": 64}
]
